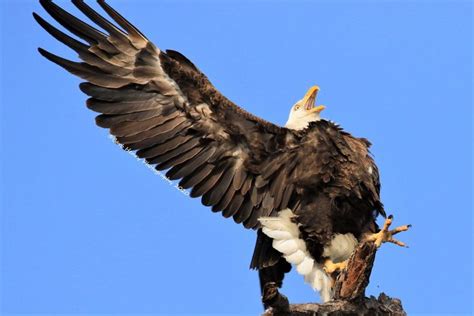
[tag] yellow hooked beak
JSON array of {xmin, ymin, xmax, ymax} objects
[
  {"xmin": 309, "ymin": 105, "xmax": 326, "ymax": 114},
  {"xmin": 302, "ymin": 86, "xmax": 326, "ymax": 114}
]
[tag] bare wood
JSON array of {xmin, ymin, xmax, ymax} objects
[
  {"xmin": 262, "ymin": 241, "xmax": 407, "ymax": 315},
  {"xmin": 333, "ymin": 241, "xmax": 377, "ymax": 300}
]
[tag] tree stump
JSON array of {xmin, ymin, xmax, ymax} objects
[{"xmin": 262, "ymin": 241, "xmax": 407, "ymax": 316}]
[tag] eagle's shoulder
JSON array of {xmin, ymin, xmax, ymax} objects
[
  {"xmin": 300, "ymin": 119, "xmax": 351, "ymax": 143},
  {"xmin": 304, "ymin": 120, "xmax": 373, "ymax": 151}
]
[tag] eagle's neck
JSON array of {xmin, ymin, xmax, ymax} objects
[{"xmin": 285, "ymin": 115, "xmax": 321, "ymax": 130}]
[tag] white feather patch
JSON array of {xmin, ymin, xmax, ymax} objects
[
  {"xmin": 272, "ymin": 239, "xmax": 300, "ymax": 254},
  {"xmin": 322, "ymin": 233, "xmax": 358, "ymax": 263},
  {"xmin": 296, "ymin": 256, "xmax": 314, "ymax": 275},
  {"xmin": 261, "ymin": 227, "xmax": 293, "ymax": 240},
  {"xmin": 285, "ymin": 249, "xmax": 306, "ymax": 264},
  {"xmin": 259, "ymin": 208, "xmax": 334, "ymax": 303}
]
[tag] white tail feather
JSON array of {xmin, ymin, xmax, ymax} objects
[
  {"xmin": 296, "ymin": 256, "xmax": 314, "ymax": 275},
  {"xmin": 259, "ymin": 208, "xmax": 334, "ymax": 303},
  {"xmin": 261, "ymin": 227, "xmax": 293, "ymax": 240},
  {"xmin": 272, "ymin": 238, "xmax": 301, "ymax": 254},
  {"xmin": 285, "ymin": 249, "xmax": 306, "ymax": 264}
]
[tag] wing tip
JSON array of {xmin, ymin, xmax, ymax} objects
[
  {"xmin": 79, "ymin": 82, "xmax": 91, "ymax": 93},
  {"xmin": 72, "ymin": 0, "xmax": 86, "ymax": 8},
  {"xmin": 37, "ymin": 47, "xmax": 49, "ymax": 57},
  {"xmin": 33, "ymin": 11, "xmax": 50, "ymax": 30},
  {"xmin": 39, "ymin": 0, "xmax": 53, "ymax": 10},
  {"xmin": 32, "ymin": 12, "xmax": 49, "ymax": 28},
  {"xmin": 37, "ymin": 48, "xmax": 74, "ymax": 71},
  {"xmin": 37, "ymin": 47, "xmax": 60, "ymax": 65},
  {"xmin": 37, "ymin": 47, "xmax": 61, "ymax": 63}
]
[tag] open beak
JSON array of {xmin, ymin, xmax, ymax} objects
[{"xmin": 302, "ymin": 86, "xmax": 325, "ymax": 114}]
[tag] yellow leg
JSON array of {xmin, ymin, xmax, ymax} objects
[
  {"xmin": 365, "ymin": 215, "xmax": 411, "ymax": 248},
  {"xmin": 323, "ymin": 258, "xmax": 348, "ymax": 274}
]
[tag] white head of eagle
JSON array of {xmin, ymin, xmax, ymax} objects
[{"xmin": 285, "ymin": 86, "xmax": 326, "ymax": 130}]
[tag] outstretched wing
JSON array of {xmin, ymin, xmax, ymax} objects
[{"xmin": 34, "ymin": 0, "xmax": 299, "ymax": 229}]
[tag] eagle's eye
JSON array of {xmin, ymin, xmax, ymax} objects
[{"xmin": 294, "ymin": 105, "xmax": 301, "ymax": 111}]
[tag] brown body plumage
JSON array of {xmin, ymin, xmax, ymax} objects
[{"xmin": 35, "ymin": 0, "xmax": 387, "ymax": 305}]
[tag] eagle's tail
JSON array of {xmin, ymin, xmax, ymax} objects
[{"xmin": 259, "ymin": 209, "xmax": 333, "ymax": 302}]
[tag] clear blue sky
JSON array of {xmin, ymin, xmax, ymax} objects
[{"xmin": 1, "ymin": 0, "xmax": 472, "ymax": 315}]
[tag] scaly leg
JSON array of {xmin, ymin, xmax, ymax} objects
[
  {"xmin": 262, "ymin": 282, "xmax": 290, "ymax": 313},
  {"xmin": 258, "ymin": 258, "xmax": 291, "ymax": 311},
  {"xmin": 365, "ymin": 215, "xmax": 411, "ymax": 248}
]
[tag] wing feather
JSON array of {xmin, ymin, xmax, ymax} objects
[
  {"xmin": 223, "ymin": 194, "xmax": 245, "ymax": 218},
  {"xmin": 191, "ymin": 161, "xmax": 230, "ymax": 199},
  {"xmin": 137, "ymin": 137, "xmax": 199, "ymax": 160},
  {"xmin": 203, "ymin": 165, "xmax": 235, "ymax": 206},
  {"xmin": 233, "ymin": 198, "xmax": 253, "ymax": 224},
  {"xmin": 166, "ymin": 146, "xmax": 217, "ymax": 180},
  {"xmin": 156, "ymin": 147, "xmax": 203, "ymax": 171},
  {"xmin": 179, "ymin": 164, "xmax": 214, "ymax": 190},
  {"xmin": 143, "ymin": 138, "xmax": 200, "ymax": 163},
  {"xmin": 36, "ymin": 1, "xmax": 300, "ymax": 230},
  {"xmin": 212, "ymin": 184, "xmax": 236, "ymax": 213}
]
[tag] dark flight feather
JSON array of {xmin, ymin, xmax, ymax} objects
[
  {"xmin": 137, "ymin": 137, "xmax": 198, "ymax": 160},
  {"xmin": 212, "ymin": 184, "xmax": 237, "ymax": 213},
  {"xmin": 142, "ymin": 137, "xmax": 200, "ymax": 163},
  {"xmin": 72, "ymin": 0, "xmax": 128, "ymax": 41},
  {"xmin": 96, "ymin": 109, "xmax": 164, "ymax": 128},
  {"xmin": 156, "ymin": 147, "xmax": 203, "ymax": 171},
  {"xmin": 205, "ymin": 165, "xmax": 235, "ymax": 206},
  {"xmin": 97, "ymin": 0, "xmax": 147, "ymax": 41},
  {"xmin": 86, "ymin": 98, "xmax": 160, "ymax": 115},
  {"xmin": 191, "ymin": 160, "xmax": 230, "ymax": 198},
  {"xmin": 223, "ymin": 193, "xmax": 245, "ymax": 218},
  {"xmin": 234, "ymin": 198, "xmax": 253, "ymax": 224},
  {"xmin": 80, "ymin": 83, "xmax": 156, "ymax": 102},
  {"xmin": 179, "ymin": 164, "xmax": 214, "ymax": 190},
  {"xmin": 166, "ymin": 146, "xmax": 217, "ymax": 180}
]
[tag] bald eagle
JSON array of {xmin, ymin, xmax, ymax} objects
[{"xmin": 34, "ymin": 0, "xmax": 410, "ymax": 306}]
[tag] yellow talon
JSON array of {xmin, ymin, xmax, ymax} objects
[
  {"xmin": 323, "ymin": 259, "xmax": 348, "ymax": 274},
  {"xmin": 366, "ymin": 215, "xmax": 411, "ymax": 248}
]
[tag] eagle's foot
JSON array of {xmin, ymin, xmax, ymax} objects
[
  {"xmin": 262, "ymin": 282, "xmax": 290, "ymax": 313},
  {"xmin": 367, "ymin": 215, "xmax": 411, "ymax": 248},
  {"xmin": 323, "ymin": 258, "xmax": 348, "ymax": 274}
]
